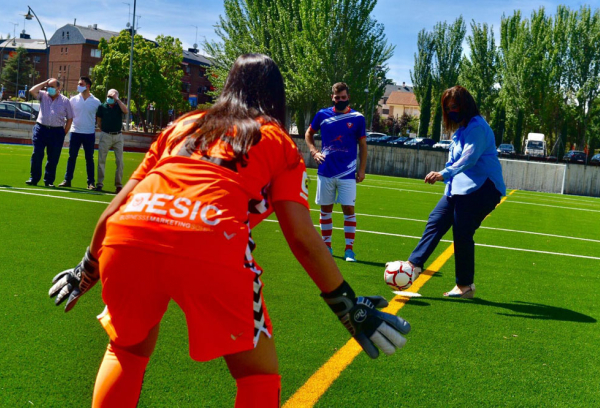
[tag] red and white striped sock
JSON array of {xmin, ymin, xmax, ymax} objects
[
  {"xmin": 320, "ymin": 211, "xmax": 333, "ymax": 247},
  {"xmin": 344, "ymin": 214, "xmax": 356, "ymax": 250}
]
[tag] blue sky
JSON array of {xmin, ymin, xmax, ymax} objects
[{"xmin": 2, "ymin": 0, "xmax": 594, "ymax": 85}]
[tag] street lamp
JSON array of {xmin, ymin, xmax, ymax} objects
[
  {"xmin": 24, "ymin": 6, "xmax": 49, "ymax": 80},
  {"xmin": 126, "ymin": 0, "xmax": 137, "ymax": 131}
]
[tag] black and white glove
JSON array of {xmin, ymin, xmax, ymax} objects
[
  {"xmin": 49, "ymin": 247, "xmax": 99, "ymax": 312},
  {"xmin": 322, "ymin": 280, "xmax": 411, "ymax": 359}
]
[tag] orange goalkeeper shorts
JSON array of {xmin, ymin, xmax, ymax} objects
[{"xmin": 97, "ymin": 245, "xmax": 273, "ymax": 362}]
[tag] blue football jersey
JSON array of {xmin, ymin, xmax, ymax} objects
[{"xmin": 309, "ymin": 107, "xmax": 366, "ymax": 179}]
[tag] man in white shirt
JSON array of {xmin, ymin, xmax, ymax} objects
[{"xmin": 59, "ymin": 76, "xmax": 101, "ymax": 190}]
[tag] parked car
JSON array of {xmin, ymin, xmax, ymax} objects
[
  {"xmin": 3, "ymin": 101, "xmax": 39, "ymax": 119},
  {"xmin": 589, "ymin": 153, "xmax": 600, "ymax": 166},
  {"xmin": 366, "ymin": 132, "xmax": 387, "ymax": 142},
  {"xmin": 497, "ymin": 143, "xmax": 516, "ymax": 156},
  {"xmin": 373, "ymin": 135, "xmax": 396, "ymax": 143},
  {"xmin": 405, "ymin": 137, "xmax": 435, "ymax": 148},
  {"xmin": 562, "ymin": 150, "xmax": 587, "ymax": 163},
  {"xmin": 433, "ymin": 140, "xmax": 452, "ymax": 149},
  {"xmin": 0, "ymin": 102, "xmax": 36, "ymax": 120},
  {"xmin": 388, "ymin": 136, "xmax": 409, "ymax": 145}
]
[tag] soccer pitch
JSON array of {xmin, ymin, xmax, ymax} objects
[{"xmin": 1, "ymin": 143, "xmax": 599, "ymax": 407}]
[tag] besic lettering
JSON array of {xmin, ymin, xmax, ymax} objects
[{"xmin": 123, "ymin": 193, "xmax": 222, "ymax": 226}]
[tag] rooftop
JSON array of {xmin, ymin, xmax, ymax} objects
[
  {"xmin": 384, "ymin": 83, "xmax": 413, "ymax": 97},
  {"xmin": 386, "ymin": 91, "xmax": 419, "ymax": 107},
  {"xmin": 182, "ymin": 49, "xmax": 211, "ymax": 66},
  {"xmin": 0, "ymin": 37, "xmax": 47, "ymax": 51}
]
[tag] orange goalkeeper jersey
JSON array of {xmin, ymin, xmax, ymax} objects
[{"xmin": 103, "ymin": 112, "xmax": 309, "ymax": 267}]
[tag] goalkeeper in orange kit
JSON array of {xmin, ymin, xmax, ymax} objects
[{"xmin": 49, "ymin": 53, "xmax": 411, "ymax": 407}]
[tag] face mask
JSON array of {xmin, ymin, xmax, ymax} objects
[
  {"xmin": 47, "ymin": 87, "xmax": 57, "ymax": 96},
  {"xmin": 448, "ymin": 111, "xmax": 463, "ymax": 124},
  {"xmin": 334, "ymin": 100, "xmax": 349, "ymax": 111},
  {"xmin": 77, "ymin": 85, "xmax": 87, "ymax": 93},
  {"xmin": 107, "ymin": 98, "xmax": 115, "ymax": 105}
]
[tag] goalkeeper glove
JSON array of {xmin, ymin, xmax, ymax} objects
[
  {"xmin": 321, "ymin": 280, "xmax": 411, "ymax": 359},
  {"xmin": 49, "ymin": 247, "xmax": 99, "ymax": 312}
]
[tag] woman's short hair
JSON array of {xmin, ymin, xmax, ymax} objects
[{"xmin": 441, "ymin": 85, "xmax": 480, "ymax": 131}]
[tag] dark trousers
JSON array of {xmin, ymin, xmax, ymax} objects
[
  {"xmin": 30, "ymin": 124, "xmax": 66, "ymax": 184},
  {"xmin": 408, "ymin": 179, "xmax": 501, "ymax": 286},
  {"xmin": 64, "ymin": 132, "xmax": 96, "ymax": 184}
]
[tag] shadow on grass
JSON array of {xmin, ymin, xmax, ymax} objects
[
  {"xmin": 400, "ymin": 298, "xmax": 596, "ymax": 323},
  {"xmin": 332, "ymin": 256, "xmax": 386, "ymax": 268}
]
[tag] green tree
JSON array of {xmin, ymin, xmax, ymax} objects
[
  {"xmin": 564, "ymin": 5, "xmax": 600, "ymax": 152},
  {"xmin": 499, "ymin": 7, "xmax": 567, "ymax": 153},
  {"xmin": 459, "ymin": 21, "xmax": 499, "ymax": 121},
  {"xmin": 204, "ymin": 0, "xmax": 394, "ymax": 136},
  {"xmin": 0, "ymin": 47, "xmax": 36, "ymax": 100},
  {"xmin": 410, "ymin": 29, "xmax": 435, "ymax": 138},
  {"xmin": 431, "ymin": 17, "xmax": 466, "ymax": 141},
  {"xmin": 92, "ymin": 31, "xmax": 189, "ymax": 132}
]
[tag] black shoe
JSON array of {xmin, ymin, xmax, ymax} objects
[
  {"xmin": 115, "ymin": 186, "xmax": 123, "ymax": 194},
  {"xmin": 87, "ymin": 184, "xmax": 95, "ymax": 190},
  {"xmin": 45, "ymin": 182, "xmax": 55, "ymax": 188},
  {"xmin": 25, "ymin": 179, "xmax": 38, "ymax": 186},
  {"xmin": 95, "ymin": 185, "xmax": 103, "ymax": 192},
  {"xmin": 58, "ymin": 180, "xmax": 71, "ymax": 187}
]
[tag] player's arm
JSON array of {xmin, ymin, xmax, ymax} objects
[
  {"xmin": 49, "ymin": 179, "xmax": 139, "ymax": 312},
  {"xmin": 357, "ymin": 137, "xmax": 367, "ymax": 183},
  {"xmin": 64, "ymin": 118, "xmax": 73, "ymax": 135},
  {"xmin": 273, "ymin": 200, "xmax": 411, "ymax": 358},
  {"xmin": 30, "ymin": 78, "xmax": 50, "ymax": 99},
  {"xmin": 305, "ymin": 124, "xmax": 325, "ymax": 165},
  {"xmin": 89, "ymin": 179, "xmax": 140, "ymax": 257}
]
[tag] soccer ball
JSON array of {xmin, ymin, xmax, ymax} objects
[{"xmin": 384, "ymin": 261, "xmax": 417, "ymax": 290}]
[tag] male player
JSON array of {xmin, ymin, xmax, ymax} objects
[{"xmin": 305, "ymin": 82, "xmax": 367, "ymax": 262}]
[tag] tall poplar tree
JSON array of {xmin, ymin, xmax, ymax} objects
[
  {"xmin": 204, "ymin": 0, "xmax": 394, "ymax": 135},
  {"xmin": 431, "ymin": 17, "xmax": 466, "ymax": 141},
  {"xmin": 410, "ymin": 29, "xmax": 434, "ymax": 138}
]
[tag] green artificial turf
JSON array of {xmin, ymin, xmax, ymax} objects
[{"xmin": 0, "ymin": 144, "xmax": 598, "ymax": 407}]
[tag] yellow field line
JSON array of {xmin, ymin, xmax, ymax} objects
[
  {"xmin": 283, "ymin": 189, "xmax": 516, "ymax": 408},
  {"xmin": 283, "ymin": 244, "xmax": 454, "ymax": 408}
]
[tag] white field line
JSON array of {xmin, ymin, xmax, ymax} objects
[
  {"xmin": 511, "ymin": 192, "xmax": 600, "ymax": 207},
  {"xmin": 363, "ymin": 178, "xmax": 443, "ymax": 188},
  {"xmin": 513, "ymin": 190, "xmax": 600, "ymax": 203},
  {"xmin": 357, "ymin": 184, "xmax": 443, "ymax": 195},
  {"xmin": 0, "ymin": 186, "xmax": 114, "ymax": 196},
  {"xmin": 0, "ymin": 189, "xmax": 110, "ymax": 204},
  {"xmin": 356, "ymin": 184, "xmax": 600, "ymax": 212},
  {"xmin": 505, "ymin": 200, "xmax": 600, "ymax": 213},
  {"xmin": 264, "ymin": 219, "xmax": 600, "ymax": 260},
  {"xmin": 3, "ymin": 187, "xmax": 599, "ymax": 259},
  {"xmin": 308, "ymin": 209, "xmax": 600, "ymax": 244}
]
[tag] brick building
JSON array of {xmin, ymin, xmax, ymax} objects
[
  {"xmin": 181, "ymin": 48, "xmax": 212, "ymax": 106},
  {"xmin": 48, "ymin": 24, "xmax": 212, "ymax": 106},
  {"xmin": 48, "ymin": 24, "xmax": 118, "ymax": 93},
  {"xmin": 0, "ymin": 31, "xmax": 49, "ymax": 99}
]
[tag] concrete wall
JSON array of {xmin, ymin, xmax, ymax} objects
[
  {"xmin": 291, "ymin": 136, "xmax": 600, "ymax": 197},
  {"xmin": 1, "ymin": 118, "xmax": 598, "ymax": 197},
  {"xmin": 499, "ymin": 159, "xmax": 566, "ymax": 194},
  {"xmin": 0, "ymin": 117, "xmax": 154, "ymax": 152},
  {"xmin": 564, "ymin": 163, "xmax": 600, "ymax": 197}
]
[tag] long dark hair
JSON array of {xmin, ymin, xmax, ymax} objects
[
  {"xmin": 171, "ymin": 53, "xmax": 286, "ymax": 164},
  {"xmin": 441, "ymin": 85, "xmax": 480, "ymax": 132}
]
